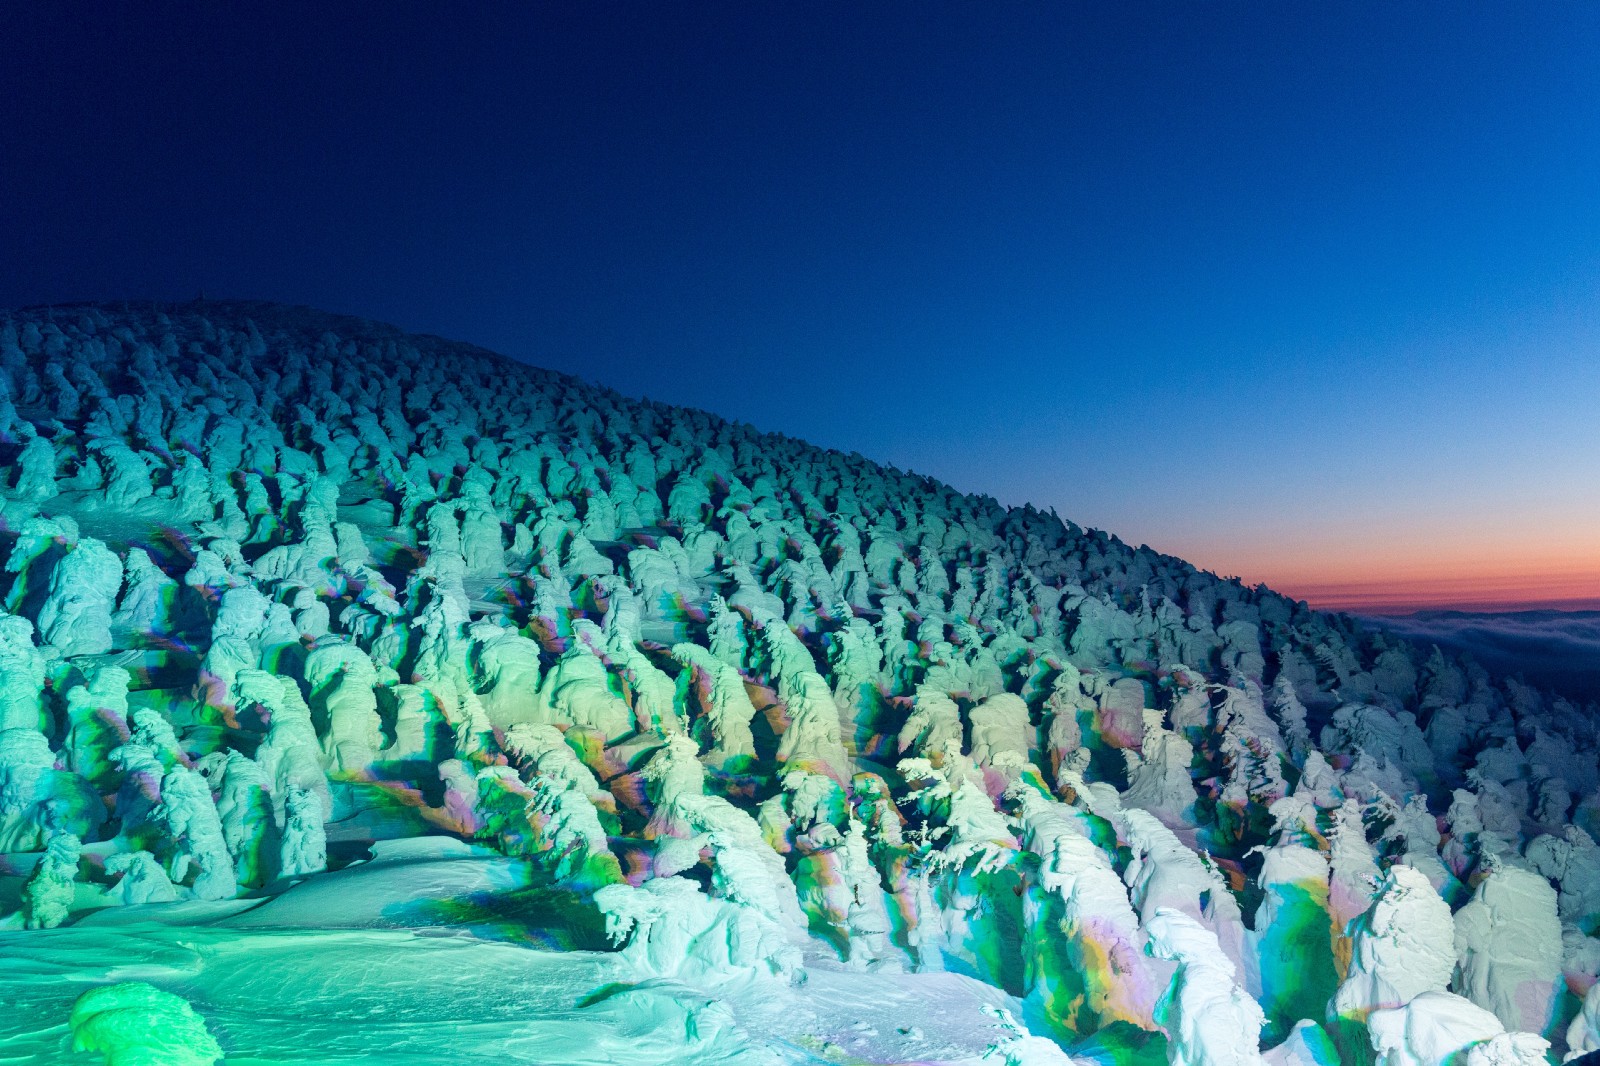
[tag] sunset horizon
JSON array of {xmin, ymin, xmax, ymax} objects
[{"xmin": 1279, "ymin": 584, "xmax": 1600, "ymax": 617}]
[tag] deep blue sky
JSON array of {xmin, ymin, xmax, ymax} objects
[{"xmin": 4, "ymin": 3, "xmax": 1599, "ymax": 608}]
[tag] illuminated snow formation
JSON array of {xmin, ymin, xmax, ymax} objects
[
  {"xmin": 0, "ymin": 302, "xmax": 1593, "ymax": 1064},
  {"xmin": 68, "ymin": 983, "xmax": 223, "ymax": 1066}
]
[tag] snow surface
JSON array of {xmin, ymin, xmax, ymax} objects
[{"xmin": 3, "ymin": 837, "xmax": 1049, "ymax": 1065}]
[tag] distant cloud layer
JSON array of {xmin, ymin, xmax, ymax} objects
[{"xmin": 1365, "ymin": 610, "xmax": 1600, "ymax": 701}]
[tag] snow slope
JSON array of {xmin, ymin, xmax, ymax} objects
[{"xmin": 0, "ymin": 301, "xmax": 1592, "ymax": 1065}]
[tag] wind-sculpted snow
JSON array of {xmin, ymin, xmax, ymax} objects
[
  {"xmin": 68, "ymin": 982, "xmax": 224, "ymax": 1066},
  {"xmin": 0, "ymin": 301, "xmax": 1596, "ymax": 1064}
]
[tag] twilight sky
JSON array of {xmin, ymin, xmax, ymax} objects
[{"xmin": 3, "ymin": 3, "xmax": 1599, "ymax": 612}]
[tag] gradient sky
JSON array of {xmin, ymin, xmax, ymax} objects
[{"xmin": 4, "ymin": 3, "xmax": 1599, "ymax": 612}]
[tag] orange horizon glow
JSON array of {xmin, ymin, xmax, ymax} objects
[
  {"xmin": 1267, "ymin": 565, "xmax": 1600, "ymax": 614},
  {"xmin": 1275, "ymin": 581, "xmax": 1600, "ymax": 615},
  {"xmin": 1160, "ymin": 529, "xmax": 1600, "ymax": 616}
]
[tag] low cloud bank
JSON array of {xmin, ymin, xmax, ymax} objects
[{"xmin": 1364, "ymin": 609, "xmax": 1600, "ymax": 702}]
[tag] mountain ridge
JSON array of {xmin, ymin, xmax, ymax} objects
[{"xmin": 0, "ymin": 299, "xmax": 1593, "ymax": 1065}]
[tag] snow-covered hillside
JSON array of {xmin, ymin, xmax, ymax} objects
[{"xmin": 0, "ymin": 301, "xmax": 1594, "ymax": 1065}]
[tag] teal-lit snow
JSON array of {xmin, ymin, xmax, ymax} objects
[
  {"xmin": 4, "ymin": 835, "xmax": 1040, "ymax": 1065},
  {"xmin": 0, "ymin": 303, "xmax": 1592, "ymax": 1066}
]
